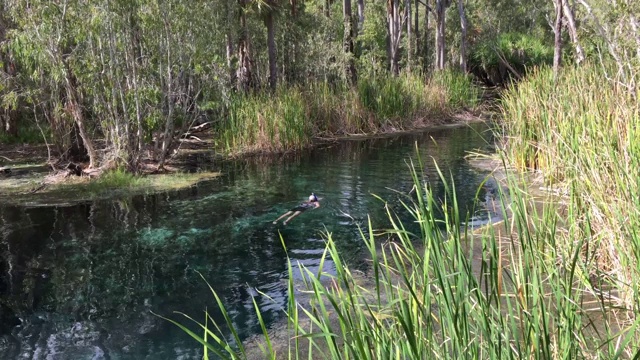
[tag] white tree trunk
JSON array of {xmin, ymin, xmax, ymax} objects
[
  {"xmin": 561, "ymin": 0, "xmax": 585, "ymax": 64},
  {"xmin": 553, "ymin": 0, "xmax": 563, "ymax": 77},
  {"xmin": 435, "ymin": 0, "xmax": 449, "ymax": 70},
  {"xmin": 457, "ymin": 0, "xmax": 468, "ymax": 72}
]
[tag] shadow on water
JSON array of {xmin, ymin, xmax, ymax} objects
[{"xmin": 0, "ymin": 122, "xmax": 496, "ymax": 359}]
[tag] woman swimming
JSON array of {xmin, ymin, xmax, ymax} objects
[{"xmin": 273, "ymin": 193, "xmax": 320, "ymax": 225}]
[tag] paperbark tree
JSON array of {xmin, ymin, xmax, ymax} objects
[
  {"xmin": 387, "ymin": 0, "xmax": 403, "ymax": 75},
  {"xmin": 357, "ymin": 0, "xmax": 365, "ymax": 34},
  {"xmin": 553, "ymin": 0, "xmax": 563, "ymax": 77},
  {"xmin": 237, "ymin": 0, "xmax": 255, "ymax": 92},
  {"xmin": 0, "ymin": 7, "xmax": 18, "ymax": 137},
  {"xmin": 435, "ymin": 0, "xmax": 450, "ymax": 70},
  {"xmin": 457, "ymin": 0, "xmax": 468, "ymax": 72},
  {"xmin": 561, "ymin": 0, "xmax": 584, "ymax": 65},
  {"xmin": 406, "ymin": 0, "xmax": 412, "ymax": 68}
]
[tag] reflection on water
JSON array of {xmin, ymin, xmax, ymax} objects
[{"xmin": 0, "ymin": 123, "xmax": 495, "ymax": 359}]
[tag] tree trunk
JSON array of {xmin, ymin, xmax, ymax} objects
[
  {"xmin": 415, "ymin": 0, "xmax": 420, "ymax": 64},
  {"xmin": 0, "ymin": 9, "xmax": 18, "ymax": 137},
  {"xmin": 561, "ymin": 0, "xmax": 584, "ymax": 65},
  {"xmin": 553, "ymin": 0, "xmax": 564, "ymax": 77},
  {"xmin": 344, "ymin": 0, "xmax": 358, "ymax": 85},
  {"xmin": 423, "ymin": 0, "xmax": 430, "ymax": 72},
  {"xmin": 158, "ymin": 14, "xmax": 175, "ymax": 170},
  {"xmin": 388, "ymin": 0, "xmax": 401, "ymax": 75},
  {"xmin": 265, "ymin": 10, "xmax": 278, "ymax": 90},
  {"xmin": 63, "ymin": 63, "xmax": 98, "ymax": 169},
  {"xmin": 457, "ymin": 0, "xmax": 468, "ymax": 72},
  {"xmin": 357, "ymin": 0, "xmax": 365, "ymax": 35},
  {"xmin": 226, "ymin": 0, "xmax": 237, "ymax": 89},
  {"xmin": 237, "ymin": 0, "xmax": 255, "ymax": 92},
  {"xmin": 407, "ymin": 0, "xmax": 412, "ymax": 69},
  {"xmin": 435, "ymin": 0, "xmax": 449, "ymax": 70}
]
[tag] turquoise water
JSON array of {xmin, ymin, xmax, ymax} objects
[{"xmin": 0, "ymin": 123, "xmax": 495, "ymax": 359}]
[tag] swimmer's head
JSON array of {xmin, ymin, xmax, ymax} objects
[{"xmin": 309, "ymin": 193, "xmax": 318, "ymax": 202}]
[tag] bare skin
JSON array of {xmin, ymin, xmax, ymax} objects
[{"xmin": 273, "ymin": 199, "xmax": 320, "ymax": 225}]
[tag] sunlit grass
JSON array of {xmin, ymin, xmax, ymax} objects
[
  {"xmin": 501, "ymin": 62, "xmax": 640, "ymax": 311},
  {"xmin": 167, "ymin": 154, "xmax": 639, "ymax": 359},
  {"xmin": 216, "ymin": 72, "xmax": 480, "ymax": 155}
]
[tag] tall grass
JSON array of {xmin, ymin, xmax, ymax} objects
[
  {"xmin": 167, "ymin": 155, "xmax": 639, "ymax": 359},
  {"xmin": 430, "ymin": 70, "xmax": 480, "ymax": 109},
  {"xmin": 220, "ymin": 88, "xmax": 311, "ymax": 154},
  {"xmin": 216, "ymin": 72, "xmax": 479, "ymax": 155},
  {"xmin": 501, "ymin": 62, "xmax": 640, "ymax": 311}
]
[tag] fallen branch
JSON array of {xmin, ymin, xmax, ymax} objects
[{"xmin": 28, "ymin": 182, "xmax": 47, "ymax": 194}]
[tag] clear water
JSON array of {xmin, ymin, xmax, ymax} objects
[{"xmin": 0, "ymin": 123, "xmax": 496, "ymax": 359}]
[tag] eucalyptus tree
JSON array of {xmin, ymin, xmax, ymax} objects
[
  {"xmin": 434, "ymin": 0, "xmax": 451, "ymax": 70},
  {"xmin": 6, "ymin": 0, "xmax": 99, "ymax": 167},
  {"xmin": 0, "ymin": 5, "xmax": 19, "ymax": 137},
  {"xmin": 387, "ymin": 0, "xmax": 404, "ymax": 75},
  {"xmin": 421, "ymin": 0, "xmax": 431, "ymax": 72},
  {"xmin": 237, "ymin": 0, "xmax": 257, "ymax": 92},
  {"xmin": 553, "ymin": 0, "xmax": 563, "ymax": 75},
  {"xmin": 457, "ymin": 0, "xmax": 468, "ymax": 72},
  {"xmin": 576, "ymin": 0, "xmax": 640, "ymax": 91}
]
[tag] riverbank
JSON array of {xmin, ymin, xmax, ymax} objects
[{"xmin": 0, "ymin": 109, "xmax": 486, "ymax": 207}]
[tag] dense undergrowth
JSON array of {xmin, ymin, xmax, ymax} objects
[
  {"xmin": 217, "ymin": 71, "xmax": 479, "ymax": 154},
  {"xmin": 501, "ymin": 62, "xmax": 640, "ymax": 312},
  {"xmin": 469, "ymin": 32, "xmax": 554, "ymax": 86}
]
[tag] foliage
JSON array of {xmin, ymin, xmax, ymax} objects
[
  {"xmin": 469, "ymin": 32, "xmax": 554, "ymax": 85},
  {"xmin": 0, "ymin": 125, "xmax": 47, "ymax": 145},
  {"xmin": 167, "ymin": 157, "xmax": 639, "ymax": 359},
  {"xmin": 501, "ymin": 62, "xmax": 640, "ymax": 310}
]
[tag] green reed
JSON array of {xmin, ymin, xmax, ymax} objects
[
  {"xmin": 220, "ymin": 88, "xmax": 311, "ymax": 154},
  {"xmin": 501, "ymin": 62, "xmax": 640, "ymax": 312},
  {"xmin": 168, "ymin": 152, "xmax": 638, "ymax": 359},
  {"xmin": 430, "ymin": 69, "xmax": 480, "ymax": 109},
  {"xmin": 217, "ymin": 73, "xmax": 478, "ymax": 154}
]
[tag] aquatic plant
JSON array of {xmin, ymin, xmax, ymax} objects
[{"xmin": 166, "ymin": 154, "xmax": 638, "ymax": 359}]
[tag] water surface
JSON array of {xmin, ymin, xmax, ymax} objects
[{"xmin": 0, "ymin": 123, "xmax": 495, "ymax": 359}]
